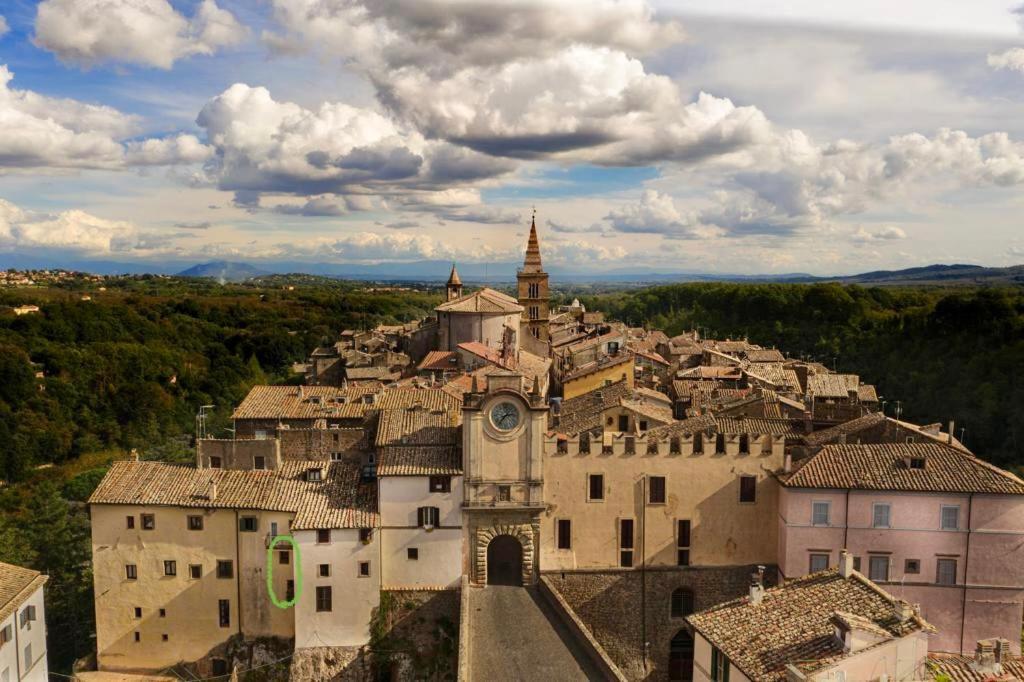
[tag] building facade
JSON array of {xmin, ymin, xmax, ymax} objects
[{"xmin": 0, "ymin": 562, "xmax": 48, "ymax": 682}]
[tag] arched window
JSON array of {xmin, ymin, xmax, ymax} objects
[{"xmin": 670, "ymin": 588, "xmax": 694, "ymax": 618}]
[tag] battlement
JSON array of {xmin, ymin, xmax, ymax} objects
[{"xmin": 543, "ymin": 431, "xmax": 787, "ymax": 458}]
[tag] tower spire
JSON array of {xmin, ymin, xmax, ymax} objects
[
  {"xmin": 446, "ymin": 262, "xmax": 463, "ymax": 301},
  {"xmin": 523, "ymin": 208, "xmax": 543, "ymax": 274}
]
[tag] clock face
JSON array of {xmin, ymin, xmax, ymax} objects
[{"xmin": 490, "ymin": 401, "xmax": 520, "ymax": 431}]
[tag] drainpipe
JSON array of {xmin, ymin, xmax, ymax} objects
[
  {"xmin": 960, "ymin": 493, "xmax": 973, "ymax": 654},
  {"xmin": 641, "ymin": 474, "xmax": 647, "ymax": 674}
]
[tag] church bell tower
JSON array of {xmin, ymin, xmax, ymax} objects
[
  {"xmin": 446, "ymin": 263, "xmax": 463, "ymax": 301},
  {"xmin": 517, "ymin": 212, "xmax": 549, "ymax": 342}
]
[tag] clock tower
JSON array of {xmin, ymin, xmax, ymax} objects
[{"xmin": 461, "ymin": 372, "xmax": 548, "ymax": 585}]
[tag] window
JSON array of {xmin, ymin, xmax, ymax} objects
[
  {"xmin": 407, "ymin": 548, "xmax": 419, "ymax": 560},
  {"xmin": 649, "ymin": 476, "xmax": 666, "ymax": 504},
  {"xmin": 307, "ymin": 468, "xmax": 323, "ymax": 482},
  {"xmin": 21, "ymin": 643, "xmax": 30, "ymax": 669},
  {"xmin": 162, "ymin": 634, "xmax": 168, "ymax": 642},
  {"xmin": 188, "ymin": 515, "xmax": 204, "ymax": 531},
  {"xmin": 738, "ymin": 434, "xmax": 750, "ymax": 454},
  {"xmin": 905, "ymin": 559, "xmax": 920, "ymax": 574},
  {"xmin": 937, "ymin": 558, "xmax": 957, "ymax": 585},
  {"xmin": 619, "ymin": 519, "xmax": 635, "ymax": 568},
  {"xmin": 618, "ymin": 415, "xmax": 629, "ymax": 432},
  {"xmin": 133, "ymin": 607, "xmax": 142, "ymax": 619},
  {"xmin": 941, "ymin": 505, "xmax": 960, "ymax": 531},
  {"xmin": 429, "ymin": 476, "xmax": 451, "ymax": 493},
  {"xmin": 218, "ymin": 599, "xmax": 230, "ymax": 628},
  {"xmin": 908, "ymin": 457, "xmax": 926, "ymax": 469},
  {"xmin": 216, "ymin": 560, "xmax": 233, "ymax": 579},
  {"xmin": 693, "ymin": 433, "xmax": 703, "ymax": 454},
  {"xmin": 141, "ymin": 514, "xmax": 155, "ymax": 530},
  {"xmin": 670, "ymin": 588, "xmax": 694, "ymax": 618},
  {"xmin": 319, "ymin": 563, "xmax": 331, "ymax": 577},
  {"xmin": 189, "ymin": 564, "xmax": 202, "ymax": 579},
  {"xmin": 212, "ymin": 659, "xmax": 229, "ymax": 676},
  {"xmin": 715, "ymin": 433, "xmax": 725, "ymax": 454},
  {"xmin": 159, "ymin": 608, "xmax": 166, "ymax": 618},
  {"xmin": 417, "ymin": 506, "xmax": 441, "ymax": 528},
  {"xmin": 868, "ymin": 556, "xmax": 890, "ymax": 582},
  {"xmin": 270, "ymin": 521, "xmax": 278, "ymax": 537},
  {"xmin": 279, "ymin": 550, "xmax": 290, "ymax": 565},
  {"xmin": 164, "ymin": 560, "xmax": 177, "ymax": 577},
  {"xmin": 253, "ymin": 456, "xmax": 265, "ymax": 470},
  {"xmin": 286, "ymin": 580, "xmax": 294, "ymax": 601},
  {"xmin": 588, "ymin": 474, "xmax": 604, "ymax": 501},
  {"xmin": 317, "ymin": 529, "xmax": 331, "ymax": 544},
  {"xmin": 125, "ymin": 564, "xmax": 138, "ymax": 580},
  {"xmin": 872, "ymin": 503, "xmax": 891, "ymax": 528},
  {"xmin": 853, "ymin": 556, "xmax": 862, "ymax": 572},
  {"xmin": 739, "ymin": 476, "xmax": 757, "ymax": 503},
  {"xmin": 711, "ymin": 646, "xmax": 730, "ymax": 682},
  {"xmin": 639, "ymin": 420, "xmax": 648, "ymax": 431},
  {"xmin": 314, "ymin": 588, "xmax": 332, "ymax": 615},
  {"xmin": 557, "ymin": 519, "xmax": 572, "ymax": 550},
  {"xmin": 210, "ymin": 456, "xmax": 222, "ymax": 468},
  {"xmin": 811, "ymin": 501, "xmax": 831, "ymax": 526},
  {"xmin": 359, "ymin": 528, "xmax": 372, "ymax": 543},
  {"xmin": 0, "ymin": 624, "xmax": 11, "ymax": 644},
  {"xmin": 809, "ymin": 553, "xmax": 829, "ymax": 572},
  {"xmin": 133, "ymin": 633, "xmax": 140, "ymax": 643},
  {"xmin": 675, "ymin": 520, "xmax": 692, "ymax": 567},
  {"xmin": 126, "ymin": 515, "xmax": 135, "ymax": 529},
  {"xmin": 358, "ymin": 561, "xmax": 370, "ymax": 577},
  {"xmin": 239, "ymin": 516, "xmax": 258, "ymax": 532}
]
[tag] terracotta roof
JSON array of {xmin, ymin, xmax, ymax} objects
[
  {"xmin": 556, "ymin": 380, "xmax": 632, "ymax": 435},
  {"xmin": 745, "ymin": 348, "xmax": 785, "ymax": 363},
  {"xmin": 377, "ymin": 447, "xmax": 462, "ymax": 476},
  {"xmin": 89, "ymin": 460, "xmax": 378, "ymax": 529},
  {"xmin": 231, "ymin": 385, "xmax": 380, "ymax": 420},
  {"xmin": 781, "ymin": 443, "xmax": 1024, "ymax": 494},
  {"xmin": 435, "ymin": 288, "xmax": 523, "ymax": 314},
  {"xmin": 645, "ymin": 414, "xmax": 718, "ymax": 439},
  {"xmin": 418, "ymin": 350, "xmax": 459, "ymax": 372},
  {"xmin": 714, "ymin": 417, "xmax": 802, "ymax": 436},
  {"xmin": 458, "ymin": 341, "xmax": 507, "ymax": 367},
  {"xmin": 618, "ymin": 397, "xmax": 674, "ymax": 426},
  {"xmin": 687, "ymin": 569, "xmax": 932, "ymax": 682},
  {"xmin": 374, "ymin": 406, "xmax": 460, "ymax": 447},
  {"xmin": 807, "ymin": 373, "xmax": 860, "ymax": 399},
  {"xmin": 858, "ymin": 384, "xmax": 879, "ymax": 402},
  {"xmin": 0, "ymin": 562, "xmax": 47, "ymax": 625},
  {"xmin": 802, "ymin": 412, "xmax": 887, "ymax": 447},
  {"xmin": 677, "ymin": 365, "xmax": 742, "ymax": 380},
  {"xmin": 928, "ymin": 652, "xmax": 1024, "ymax": 681},
  {"xmin": 634, "ymin": 349, "xmax": 669, "ymax": 365},
  {"xmin": 374, "ymin": 387, "xmax": 462, "ymax": 411},
  {"xmin": 564, "ymin": 330, "xmax": 624, "ymax": 355}
]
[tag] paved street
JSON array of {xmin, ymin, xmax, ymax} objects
[{"xmin": 468, "ymin": 585, "xmax": 605, "ymax": 681}]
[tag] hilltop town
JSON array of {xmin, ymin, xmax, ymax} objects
[{"xmin": 5, "ymin": 218, "xmax": 1020, "ymax": 682}]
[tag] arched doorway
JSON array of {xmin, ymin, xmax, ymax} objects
[
  {"xmin": 668, "ymin": 629, "xmax": 694, "ymax": 681},
  {"xmin": 486, "ymin": 535, "xmax": 523, "ymax": 585}
]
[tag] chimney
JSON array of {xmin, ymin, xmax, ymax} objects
[
  {"xmin": 948, "ymin": 420, "xmax": 955, "ymax": 445},
  {"xmin": 783, "ymin": 452, "xmax": 792, "ymax": 473},
  {"xmin": 130, "ymin": 448, "xmax": 140, "ymax": 462},
  {"xmin": 893, "ymin": 600, "xmax": 914, "ymax": 623},
  {"xmin": 839, "ymin": 549, "xmax": 854, "ymax": 578},
  {"xmin": 208, "ymin": 479, "xmax": 218, "ymax": 501},
  {"xmin": 297, "ymin": 385, "xmax": 304, "ymax": 399},
  {"xmin": 749, "ymin": 565, "xmax": 766, "ymax": 605}
]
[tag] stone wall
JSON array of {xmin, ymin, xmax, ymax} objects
[
  {"xmin": 544, "ymin": 566, "xmax": 777, "ymax": 681},
  {"xmin": 372, "ymin": 589, "xmax": 460, "ymax": 681}
]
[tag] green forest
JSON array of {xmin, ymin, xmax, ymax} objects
[{"xmin": 0, "ymin": 275, "xmax": 1021, "ymax": 673}]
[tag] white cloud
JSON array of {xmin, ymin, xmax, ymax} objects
[
  {"xmin": 605, "ymin": 189, "xmax": 699, "ymax": 236},
  {"xmin": 125, "ymin": 134, "xmax": 214, "ymax": 165},
  {"xmin": 988, "ymin": 47, "xmax": 1024, "ymax": 72},
  {"xmin": 547, "ymin": 239, "xmax": 627, "ymax": 263},
  {"xmin": 34, "ymin": 0, "xmax": 246, "ymax": 70},
  {"xmin": 852, "ymin": 225, "xmax": 908, "ymax": 242},
  {"xmin": 0, "ymin": 198, "xmax": 139, "ymax": 253},
  {"xmin": 0, "ymin": 16, "xmax": 9, "ymax": 38}
]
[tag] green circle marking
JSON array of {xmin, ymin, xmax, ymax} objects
[{"xmin": 266, "ymin": 534, "xmax": 302, "ymax": 609}]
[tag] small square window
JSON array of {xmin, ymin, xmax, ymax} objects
[
  {"xmin": 905, "ymin": 559, "xmax": 920, "ymax": 574},
  {"xmin": 872, "ymin": 503, "xmax": 891, "ymax": 529},
  {"xmin": 134, "ymin": 607, "xmax": 142, "ymax": 619},
  {"xmin": 162, "ymin": 634, "xmax": 168, "ymax": 642},
  {"xmin": 189, "ymin": 564, "xmax": 202, "ymax": 579},
  {"xmin": 254, "ymin": 456, "xmax": 266, "ymax": 470},
  {"xmin": 187, "ymin": 515, "xmax": 203, "ymax": 531},
  {"xmin": 141, "ymin": 514, "xmax": 155, "ymax": 530},
  {"xmin": 809, "ymin": 553, "xmax": 829, "ymax": 572},
  {"xmin": 407, "ymin": 548, "xmax": 419, "ymax": 560},
  {"xmin": 739, "ymin": 476, "xmax": 757, "ymax": 503},
  {"xmin": 159, "ymin": 608, "xmax": 166, "ymax": 618},
  {"xmin": 216, "ymin": 560, "xmax": 233, "ymax": 579},
  {"xmin": 307, "ymin": 468, "xmax": 323, "ymax": 482},
  {"xmin": 429, "ymin": 476, "xmax": 451, "ymax": 493},
  {"xmin": 937, "ymin": 558, "xmax": 958, "ymax": 585},
  {"xmin": 126, "ymin": 516, "xmax": 135, "ymax": 529},
  {"xmin": 811, "ymin": 501, "xmax": 830, "ymax": 526},
  {"xmin": 239, "ymin": 516, "xmax": 258, "ymax": 532},
  {"xmin": 358, "ymin": 561, "xmax": 370, "ymax": 577},
  {"xmin": 869, "ymin": 556, "xmax": 890, "ymax": 582},
  {"xmin": 317, "ymin": 529, "xmax": 331, "ymax": 544},
  {"xmin": 359, "ymin": 528, "xmax": 372, "ymax": 543},
  {"xmin": 319, "ymin": 563, "xmax": 331, "ymax": 577},
  {"xmin": 941, "ymin": 505, "xmax": 960, "ymax": 531},
  {"xmin": 497, "ymin": 485, "xmax": 511, "ymax": 502},
  {"xmin": 210, "ymin": 456, "xmax": 222, "ymax": 468},
  {"xmin": 125, "ymin": 564, "xmax": 137, "ymax": 580},
  {"xmin": 279, "ymin": 550, "xmax": 290, "ymax": 565},
  {"xmin": 163, "ymin": 560, "xmax": 176, "ymax": 577}
]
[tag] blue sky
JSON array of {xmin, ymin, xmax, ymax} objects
[{"xmin": 1, "ymin": 0, "xmax": 1024, "ymax": 275}]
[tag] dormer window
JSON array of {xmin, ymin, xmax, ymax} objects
[
  {"xmin": 907, "ymin": 457, "xmax": 926, "ymax": 470},
  {"xmin": 310, "ymin": 396, "xmax": 322, "ymax": 405},
  {"xmin": 306, "ymin": 468, "xmax": 323, "ymax": 482}
]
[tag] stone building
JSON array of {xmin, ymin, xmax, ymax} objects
[{"xmin": 516, "ymin": 214, "xmax": 550, "ymax": 343}]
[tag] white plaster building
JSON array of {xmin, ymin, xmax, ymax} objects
[{"xmin": 0, "ymin": 562, "xmax": 48, "ymax": 682}]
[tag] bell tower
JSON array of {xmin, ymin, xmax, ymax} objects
[
  {"xmin": 517, "ymin": 211, "xmax": 549, "ymax": 341},
  {"xmin": 446, "ymin": 263, "xmax": 463, "ymax": 301}
]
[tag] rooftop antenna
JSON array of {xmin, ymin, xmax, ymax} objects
[{"xmin": 894, "ymin": 400, "xmax": 903, "ymax": 422}]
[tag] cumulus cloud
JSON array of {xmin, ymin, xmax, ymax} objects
[
  {"xmin": 852, "ymin": 226, "xmax": 907, "ymax": 242},
  {"xmin": 605, "ymin": 190, "xmax": 700, "ymax": 236},
  {"xmin": 0, "ymin": 16, "xmax": 8, "ymax": 38},
  {"xmin": 548, "ymin": 220, "xmax": 608, "ymax": 234},
  {"xmin": 546, "ymin": 239, "xmax": 627, "ymax": 263},
  {"xmin": 174, "ymin": 221, "xmax": 212, "ymax": 230},
  {"xmin": 435, "ymin": 207, "xmax": 521, "ymax": 224},
  {"xmin": 195, "ymin": 83, "xmax": 516, "ymax": 202},
  {"xmin": 272, "ymin": 196, "xmax": 346, "ymax": 216},
  {"xmin": 34, "ymin": 0, "xmax": 246, "ymax": 69},
  {"xmin": 0, "ymin": 198, "xmax": 139, "ymax": 253},
  {"xmin": 125, "ymin": 133, "xmax": 214, "ymax": 165},
  {"xmin": 988, "ymin": 48, "xmax": 1024, "ymax": 72}
]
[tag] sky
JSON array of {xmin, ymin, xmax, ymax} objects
[{"xmin": 1, "ymin": 0, "xmax": 1024, "ymax": 276}]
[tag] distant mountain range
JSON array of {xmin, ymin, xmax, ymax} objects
[{"xmin": 177, "ymin": 261, "xmax": 268, "ymax": 282}]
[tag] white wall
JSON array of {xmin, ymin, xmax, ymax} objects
[
  {"xmin": 293, "ymin": 529, "xmax": 379, "ymax": 648},
  {"xmin": 379, "ymin": 476, "xmax": 463, "ymax": 528},
  {"xmin": 381, "ymin": 528, "xmax": 462, "ymax": 588},
  {"xmin": 0, "ymin": 584, "xmax": 48, "ymax": 682}
]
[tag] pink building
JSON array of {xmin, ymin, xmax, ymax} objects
[{"xmin": 777, "ymin": 442, "xmax": 1024, "ymax": 654}]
